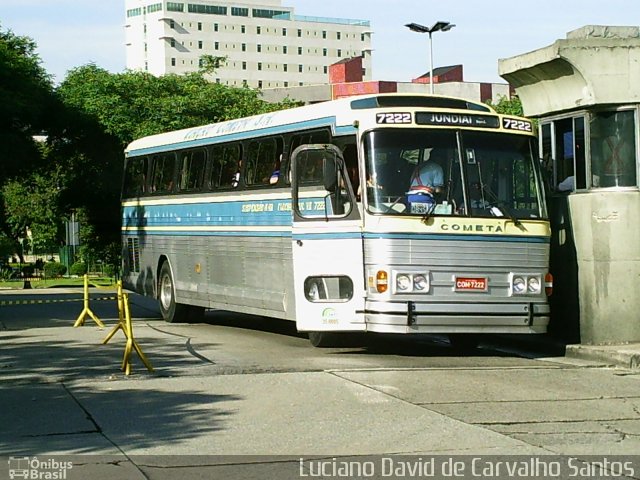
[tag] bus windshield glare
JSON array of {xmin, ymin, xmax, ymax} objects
[{"xmin": 363, "ymin": 129, "xmax": 546, "ymax": 219}]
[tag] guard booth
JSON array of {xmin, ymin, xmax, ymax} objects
[{"xmin": 500, "ymin": 26, "xmax": 640, "ymax": 345}]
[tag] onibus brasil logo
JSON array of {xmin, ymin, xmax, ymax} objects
[{"xmin": 8, "ymin": 457, "xmax": 73, "ymax": 479}]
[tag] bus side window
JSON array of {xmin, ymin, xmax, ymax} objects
[
  {"xmin": 178, "ymin": 149, "xmax": 206, "ymax": 192},
  {"xmin": 123, "ymin": 156, "xmax": 148, "ymax": 198},
  {"xmin": 150, "ymin": 153, "xmax": 176, "ymax": 194},
  {"xmin": 210, "ymin": 143, "xmax": 242, "ymax": 189},
  {"xmin": 245, "ymin": 137, "xmax": 283, "ymax": 187}
]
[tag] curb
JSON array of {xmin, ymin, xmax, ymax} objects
[{"xmin": 565, "ymin": 344, "xmax": 640, "ymax": 370}]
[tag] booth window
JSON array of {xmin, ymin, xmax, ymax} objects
[{"xmin": 589, "ymin": 109, "xmax": 637, "ymax": 188}]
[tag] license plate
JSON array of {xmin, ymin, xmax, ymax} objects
[{"xmin": 454, "ymin": 276, "xmax": 488, "ymax": 292}]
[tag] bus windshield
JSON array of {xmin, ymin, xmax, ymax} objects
[{"xmin": 363, "ymin": 129, "xmax": 546, "ymax": 219}]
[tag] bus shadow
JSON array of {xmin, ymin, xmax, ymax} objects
[{"xmin": 201, "ymin": 310, "xmax": 563, "ymax": 359}]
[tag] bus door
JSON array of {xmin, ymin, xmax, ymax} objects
[{"xmin": 290, "ymin": 144, "xmax": 366, "ymax": 333}]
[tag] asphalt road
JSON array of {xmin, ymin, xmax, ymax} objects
[{"xmin": 1, "ymin": 289, "xmax": 639, "ymax": 479}]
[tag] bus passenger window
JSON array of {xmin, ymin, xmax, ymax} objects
[
  {"xmin": 245, "ymin": 137, "xmax": 283, "ymax": 187},
  {"xmin": 150, "ymin": 153, "xmax": 176, "ymax": 194},
  {"xmin": 178, "ymin": 149, "xmax": 206, "ymax": 192},
  {"xmin": 123, "ymin": 157, "xmax": 148, "ymax": 198},
  {"xmin": 210, "ymin": 144, "xmax": 241, "ymax": 189}
]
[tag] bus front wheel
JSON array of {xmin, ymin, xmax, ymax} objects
[
  {"xmin": 158, "ymin": 261, "xmax": 190, "ymax": 323},
  {"xmin": 308, "ymin": 331, "xmax": 334, "ymax": 348}
]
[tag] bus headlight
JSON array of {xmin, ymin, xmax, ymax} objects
[
  {"xmin": 393, "ymin": 272, "xmax": 430, "ymax": 294},
  {"xmin": 512, "ymin": 276, "xmax": 526, "ymax": 294},
  {"xmin": 413, "ymin": 274, "xmax": 429, "ymax": 291},
  {"xmin": 510, "ymin": 274, "xmax": 542, "ymax": 296},
  {"xmin": 396, "ymin": 274, "xmax": 412, "ymax": 291},
  {"xmin": 527, "ymin": 276, "xmax": 541, "ymax": 294}
]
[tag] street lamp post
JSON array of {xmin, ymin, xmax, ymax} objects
[{"xmin": 405, "ymin": 21, "xmax": 455, "ymax": 94}]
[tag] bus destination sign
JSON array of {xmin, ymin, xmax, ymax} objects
[{"xmin": 416, "ymin": 112, "xmax": 500, "ymax": 128}]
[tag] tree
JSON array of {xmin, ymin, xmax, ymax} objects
[
  {"xmin": 487, "ymin": 94, "xmax": 524, "ymax": 116},
  {"xmin": 52, "ymin": 65, "xmax": 300, "ymax": 257},
  {"xmin": 2, "ymin": 168, "xmax": 65, "ymax": 261},
  {"xmin": 0, "ymin": 27, "xmax": 58, "ymax": 258},
  {"xmin": 56, "ymin": 65, "xmax": 298, "ymax": 144},
  {"xmin": 0, "ymin": 27, "xmax": 55, "ymax": 179}
]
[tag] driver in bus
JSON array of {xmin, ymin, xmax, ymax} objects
[{"xmin": 406, "ymin": 150, "xmax": 445, "ymax": 203}]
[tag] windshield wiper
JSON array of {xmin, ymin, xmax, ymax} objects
[{"xmin": 477, "ymin": 182, "xmax": 524, "ymax": 228}]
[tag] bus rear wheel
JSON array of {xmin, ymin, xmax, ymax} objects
[{"xmin": 158, "ymin": 261, "xmax": 190, "ymax": 323}]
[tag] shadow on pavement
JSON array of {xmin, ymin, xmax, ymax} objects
[{"xmin": 0, "ymin": 378, "xmax": 242, "ymax": 456}]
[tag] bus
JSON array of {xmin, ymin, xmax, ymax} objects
[{"xmin": 122, "ymin": 93, "xmax": 552, "ymax": 348}]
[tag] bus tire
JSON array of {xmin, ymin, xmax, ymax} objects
[
  {"xmin": 448, "ymin": 334, "xmax": 480, "ymax": 352},
  {"xmin": 158, "ymin": 261, "xmax": 189, "ymax": 323},
  {"xmin": 308, "ymin": 331, "xmax": 334, "ymax": 348}
]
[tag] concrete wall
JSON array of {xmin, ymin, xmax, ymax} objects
[
  {"xmin": 261, "ymin": 80, "xmax": 511, "ymax": 105},
  {"xmin": 259, "ymin": 83, "xmax": 332, "ymax": 104},
  {"xmin": 568, "ymin": 191, "xmax": 640, "ymax": 344},
  {"xmin": 499, "ymin": 26, "xmax": 640, "ymax": 117}
]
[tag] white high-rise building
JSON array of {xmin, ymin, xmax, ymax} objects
[{"xmin": 125, "ymin": 0, "xmax": 373, "ymax": 88}]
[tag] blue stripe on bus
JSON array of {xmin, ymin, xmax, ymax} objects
[
  {"xmin": 123, "ymin": 201, "xmax": 549, "ymax": 243},
  {"xmin": 122, "ymin": 227, "xmax": 548, "ymax": 244},
  {"xmin": 123, "ymin": 199, "xmax": 293, "ymax": 227},
  {"xmin": 122, "ymin": 230, "xmax": 291, "ymax": 237},
  {"xmin": 127, "ymin": 117, "xmax": 357, "ymax": 157},
  {"xmin": 292, "ymin": 232, "xmax": 363, "ymax": 240}
]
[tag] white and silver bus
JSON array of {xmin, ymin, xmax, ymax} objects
[{"xmin": 122, "ymin": 94, "xmax": 552, "ymax": 347}]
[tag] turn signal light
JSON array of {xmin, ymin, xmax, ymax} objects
[
  {"xmin": 545, "ymin": 273, "xmax": 553, "ymax": 296},
  {"xmin": 376, "ymin": 270, "xmax": 388, "ymax": 293}
]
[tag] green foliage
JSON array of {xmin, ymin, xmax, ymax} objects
[
  {"xmin": 0, "ymin": 265, "xmax": 16, "ymax": 280},
  {"xmin": 0, "ymin": 28, "xmax": 55, "ymax": 180},
  {"xmin": 56, "ymin": 65, "xmax": 298, "ymax": 146},
  {"xmin": 199, "ymin": 54, "xmax": 228, "ymax": 74},
  {"xmin": 0, "ymin": 236, "xmax": 17, "ymax": 262},
  {"xmin": 2, "ymin": 169, "xmax": 65, "ymax": 254},
  {"xmin": 21, "ymin": 264, "xmax": 34, "ymax": 277},
  {"xmin": 69, "ymin": 262, "xmax": 87, "ymax": 276},
  {"xmin": 44, "ymin": 261, "xmax": 67, "ymax": 278},
  {"xmin": 487, "ymin": 95, "xmax": 524, "ymax": 117},
  {"xmin": 103, "ymin": 264, "xmax": 117, "ymax": 278}
]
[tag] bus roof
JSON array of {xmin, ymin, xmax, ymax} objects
[{"xmin": 125, "ymin": 93, "xmax": 498, "ymax": 157}]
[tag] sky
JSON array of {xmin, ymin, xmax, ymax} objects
[{"xmin": 1, "ymin": 0, "xmax": 638, "ymax": 85}]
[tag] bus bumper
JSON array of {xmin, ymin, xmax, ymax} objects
[{"xmin": 363, "ymin": 300, "xmax": 549, "ymax": 334}]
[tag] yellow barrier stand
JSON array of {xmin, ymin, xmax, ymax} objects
[
  {"xmin": 121, "ymin": 292, "xmax": 154, "ymax": 375},
  {"xmin": 102, "ymin": 281, "xmax": 126, "ymax": 344},
  {"xmin": 103, "ymin": 282, "xmax": 153, "ymax": 375},
  {"xmin": 74, "ymin": 274, "xmax": 105, "ymax": 328}
]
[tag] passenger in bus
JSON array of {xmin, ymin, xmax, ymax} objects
[
  {"xmin": 557, "ymin": 175, "xmax": 574, "ymax": 192},
  {"xmin": 232, "ymin": 160, "xmax": 242, "ymax": 188},
  {"xmin": 268, "ymin": 155, "xmax": 282, "ymax": 185}
]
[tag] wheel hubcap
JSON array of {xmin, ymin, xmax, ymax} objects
[{"xmin": 160, "ymin": 275, "xmax": 172, "ymax": 310}]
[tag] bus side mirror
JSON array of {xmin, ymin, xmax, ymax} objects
[{"xmin": 323, "ymin": 155, "xmax": 338, "ymax": 192}]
